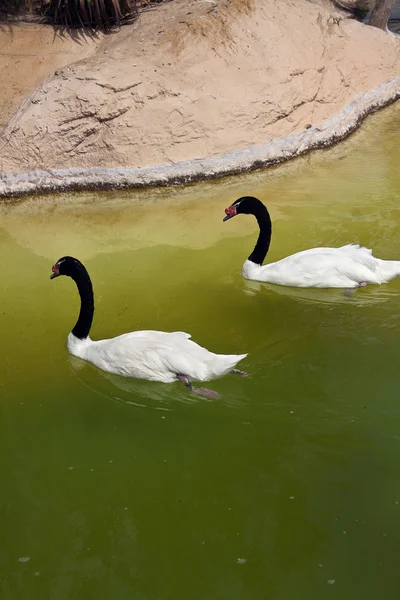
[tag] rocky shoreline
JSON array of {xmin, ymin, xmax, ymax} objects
[
  {"xmin": 1, "ymin": 78, "xmax": 399, "ymax": 199},
  {"xmin": 1, "ymin": 0, "xmax": 399, "ymax": 199}
]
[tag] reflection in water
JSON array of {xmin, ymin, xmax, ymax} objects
[
  {"xmin": 69, "ymin": 354, "xmax": 179, "ymax": 408},
  {"xmin": 242, "ymin": 277, "xmax": 397, "ymax": 307},
  {"xmin": 69, "ymin": 354, "xmax": 252, "ymax": 411}
]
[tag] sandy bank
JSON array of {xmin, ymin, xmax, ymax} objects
[
  {"xmin": 0, "ymin": 0, "xmax": 399, "ymax": 197},
  {"xmin": 0, "ymin": 23, "xmax": 104, "ymax": 131}
]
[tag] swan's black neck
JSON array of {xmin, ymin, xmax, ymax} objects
[
  {"xmin": 248, "ymin": 203, "xmax": 272, "ymax": 265},
  {"xmin": 71, "ymin": 265, "xmax": 94, "ymax": 340}
]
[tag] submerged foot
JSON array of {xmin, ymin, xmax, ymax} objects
[
  {"xmin": 230, "ymin": 368, "xmax": 248, "ymax": 378},
  {"xmin": 190, "ymin": 386, "xmax": 220, "ymax": 400},
  {"xmin": 177, "ymin": 374, "xmax": 220, "ymax": 400},
  {"xmin": 345, "ymin": 281, "xmax": 367, "ymax": 297}
]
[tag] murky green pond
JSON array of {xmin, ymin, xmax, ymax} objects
[{"xmin": 1, "ymin": 103, "xmax": 400, "ymax": 600}]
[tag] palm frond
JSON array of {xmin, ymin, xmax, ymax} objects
[{"xmin": 41, "ymin": 0, "xmax": 139, "ymax": 30}]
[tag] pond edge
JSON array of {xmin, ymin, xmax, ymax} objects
[{"xmin": 0, "ymin": 77, "xmax": 399, "ymax": 199}]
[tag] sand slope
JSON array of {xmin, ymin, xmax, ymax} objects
[{"xmin": 0, "ymin": 0, "xmax": 399, "ymax": 177}]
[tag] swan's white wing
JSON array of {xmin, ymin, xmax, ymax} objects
[
  {"xmin": 84, "ymin": 331, "xmax": 194, "ymax": 381},
  {"xmin": 248, "ymin": 245, "xmax": 384, "ymax": 287},
  {"xmin": 275, "ymin": 245, "xmax": 377, "ymax": 269},
  {"xmin": 335, "ymin": 244, "xmax": 378, "ymax": 271},
  {"xmin": 79, "ymin": 330, "xmax": 245, "ymax": 383},
  {"xmin": 117, "ymin": 329, "xmax": 191, "ymax": 340}
]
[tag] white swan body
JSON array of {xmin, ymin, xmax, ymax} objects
[
  {"xmin": 50, "ymin": 256, "xmax": 247, "ymax": 398},
  {"xmin": 242, "ymin": 244, "xmax": 400, "ymax": 288},
  {"xmin": 68, "ymin": 330, "xmax": 247, "ymax": 383},
  {"xmin": 224, "ymin": 197, "xmax": 400, "ymax": 289}
]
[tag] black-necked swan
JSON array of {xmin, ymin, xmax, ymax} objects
[
  {"xmin": 223, "ymin": 196, "xmax": 400, "ymax": 289},
  {"xmin": 50, "ymin": 256, "xmax": 247, "ymax": 399}
]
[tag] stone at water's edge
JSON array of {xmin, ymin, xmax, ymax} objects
[
  {"xmin": 1, "ymin": 78, "xmax": 399, "ymax": 198},
  {"xmin": 389, "ymin": 0, "xmax": 400, "ymax": 32},
  {"xmin": 391, "ymin": 0, "xmax": 400, "ymax": 18}
]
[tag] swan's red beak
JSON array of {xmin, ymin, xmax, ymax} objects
[
  {"xmin": 223, "ymin": 205, "xmax": 237, "ymax": 222},
  {"xmin": 50, "ymin": 264, "xmax": 60, "ymax": 280}
]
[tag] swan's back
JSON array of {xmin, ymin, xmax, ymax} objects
[
  {"xmin": 68, "ymin": 330, "xmax": 247, "ymax": 383},
  {"xmin": 244, "ymin": 244, "xmax": 400, "ymax": 288}
]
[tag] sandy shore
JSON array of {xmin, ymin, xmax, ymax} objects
[{"xmin": 0, "ymin": 0, "xmax": 399, "ymax": 198}]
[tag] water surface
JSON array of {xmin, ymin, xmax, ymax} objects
[{"xmin": 1, "ymin": 103, "xmax": 400, "ymax": 600}]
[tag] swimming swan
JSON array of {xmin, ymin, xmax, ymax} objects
[
  {"xmin": 223, "ymin": 196, "xmax": 400, "ymax": 289},
  {"xmin": 50, "ymin": 256, "xmax": 247, "ymax": 399}
]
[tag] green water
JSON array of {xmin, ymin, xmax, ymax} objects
[{"xmin": 1, "ymin": 103, "xmax": 400, "ymax": 600}]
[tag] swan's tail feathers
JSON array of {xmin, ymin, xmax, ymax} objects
[
  {"xmin": 211, "ymin": 353, "xmax": 248, "ymax": 379},
  {"xmin": 227, "ymin": 353, "xmax": 248, "ymax": 367},
  {"xmin": 380, "ymin": 260, "xmax": 400, "ymax": 282}
]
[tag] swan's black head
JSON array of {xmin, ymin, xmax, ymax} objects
[
  {"xmin": 50, "ymin": 256, "xmax": 94, "ymax": 340},
  {"xmin": 223, "ymin": 196, "xmax": 272, "ymax": 265},
  {"xmin": 50, "ymin": 256, "xmax": 86, "ymax": 280},
  {"xmin": 223, "ymin": 196, "xmax": 265, "ymax": 221}
]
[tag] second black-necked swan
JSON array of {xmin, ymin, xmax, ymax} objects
[{"xmin": 223, "ymin": 196, "xmax": 400, "ymax": 289}]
